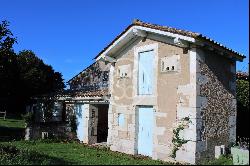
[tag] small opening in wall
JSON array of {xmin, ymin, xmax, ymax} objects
[
  {"xmin": 172, "ymin": 66, "xmax": 175, "ymax": 70},
  {"xmin": 91, "ymin": 127, "xmax": 95, "ymax": 136},
  {"xmin": 166, "ymin": 67, "xmax": 169, "ymax": 71},
  {"xmin": 183, "ymin": 48, "xmax": 188, "ymax": 54},
  {"xmin": 118, "ymin": 113, "xmax": 125, "ymax": 127}
]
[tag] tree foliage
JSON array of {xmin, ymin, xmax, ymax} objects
[
  {"xmin": 236, "ymin": 79, "xmax": 249, "ymax": 111},
  {"xmin": 17, "ymin": 50, "xmax": 65, "ymax": 96},
  {"xmin": 0, "ymin": 20, "xmax": 65, "ymax": 114},
  {"xmin": 0, "ymin": 21, "xmax": 18, "ymax": 105}
]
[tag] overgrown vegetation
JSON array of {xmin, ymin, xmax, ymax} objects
[
  {"xmin": 199, "ymin": 155, "xmax": 233, "ymax": 165},
  {"xmin": 0, "ymin": 20, "xmax": 65, "ymax": 115},
  {"xmin": 21, "ymin": 112, "xmax": 34, "ymax": 126},
  {"xmin": 236, "ymin": 77, "xmax": 249, "ymax": 139},
  {"xmin": 236, "ymin": 79, "xmax": 249, "ymax": 111}
]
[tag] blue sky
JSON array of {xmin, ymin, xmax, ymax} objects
[{"xmin": 0, "ymin": 0, "xmax": 249, "ymax": 83}]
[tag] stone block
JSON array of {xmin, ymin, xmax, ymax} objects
[
  {"xmin": 197, "ymin": 74, "xmax": 208, "ymax": 85},
  {"xmin": 176, "ymin": 106, "xmax": 196, "ymax": 119},
  {"xmin": 175, "ymin": 141, "xmax": 196, "ymax": 164},
  {"xmin": 196, "ymin": 140, "xmax": 206, "ymax": 152},
  {"xmin": 155, "ymin": 112, "xmax": 167, "ymax": 118},
  {"xmin": 154, "ymin": 127, "xmax": 166, "ymax": 135},
  {"xmin": 177, "ymin": 84, "xmax": 195, "ymax": 95},
  {"xmin": 229, "ymin": 125, "xmax": 236, "ymax": 143},
  {"xmin": 179, "ymin": 128, "xmax": 196, "ymax": 141},
  {"xmin": 215, "ymin": 145, "xmax": 225, "ymax": 159},
  {"xmin": 197, "ymin": 96, "xmax": 208, "ymax": 109},
  {"xmin": 229, "ymin": 115, "xmax": 236, "ymax": 127}
]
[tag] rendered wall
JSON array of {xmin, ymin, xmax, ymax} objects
[{"xmin": 107, "ymin": 37, "xmax": 191, "ymax": 162}]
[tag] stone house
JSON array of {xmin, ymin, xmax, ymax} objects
[{"xmin": 28, "ymin": 20, "xmax": 245, "ymax": 164}]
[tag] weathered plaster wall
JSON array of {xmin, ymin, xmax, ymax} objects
[
  {"xmin": 108, "ymin": 37, "xmax": 191, "ymax": 162},
  {"xmin": 195, "ymin": 48, "xmax": 237, "ymax": 162},
  {"xmin": 154, "ymin": 40, "xmax": 190, "ymax": 162}
]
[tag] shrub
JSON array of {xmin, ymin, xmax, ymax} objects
[
  {"xmin": 236, "ymin": 79, "xmax": 249, "ymax": 111},
  {"xmin": 0, "ymin": 144, "xmax": 69, "ymax": 165}
]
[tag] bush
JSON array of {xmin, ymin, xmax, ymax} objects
[
  {"xmin": 0, "ymin": 144, "xmax": 69, "ymax": 165},
  {"xmin": 236, "ymin": 79, "xmax": 249, "ymax": 138},
  {"xmin": 21, "ymin": 112, "xmax": 34, "ymax": 126},
  {"xmin": 236, "ymin": 79, "xmax": 249, "ymax": 111},
  {"xmin": 199, "ymin": 155, "xmax": 233, "ymax": 165}
]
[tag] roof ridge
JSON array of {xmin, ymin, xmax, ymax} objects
[{"xmin": 132, "ymin": 19, "xmax": 201, "ymax": 37}]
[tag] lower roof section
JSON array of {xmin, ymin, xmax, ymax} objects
[{"xmin": 32, "ymin": 89, "xmax": 110, "ymax": 103}]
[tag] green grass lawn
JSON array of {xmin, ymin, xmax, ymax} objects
[
  {"xmin": 0, "ymin": 141, "xmax": 234, "ymax": 165},
  {"xmin": 0, "ymin": 141, "xmax": 171, "ymax": 165},
  {"xmin": 0, "ymin": 117, "xmax": 25, "ymax": 141},
  {"xmin": 0, "ymin": 118, "xmax": 25, "ymax": 129},
  {"xmin": 0, "ymin": 117, "xmax": 233, "ymax": 165}
]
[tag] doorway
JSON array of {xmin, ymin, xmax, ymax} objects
[{"xmin": 137, "ymin": 106, "xmax": 154, "ymax": 157}]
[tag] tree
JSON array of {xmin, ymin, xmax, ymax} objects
[
  {"xmin": 0, "ymin": 20, "xmax": 65, "ymax": 114},
  {"xmin": 237, "ymin": 79, "xmax": 249, "ymax": 111},
  {"xmin": 236, "ymin": 74, "xmax": 249, "ymax": 138},
  {"xmin": 17, "ymin": 50, "xmax": 65, "ymax": 97},
  {"xmin": 0, "ymin": 20, "xmax": 18, "ymax": 111}
]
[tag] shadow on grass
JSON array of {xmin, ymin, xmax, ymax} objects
[
  {"xmin": 0, "ymin": 144, "xmax": 73, "ymax": 165},
  {"xmin": 0, "ymin": 126, "xmax": 25, "ymax": 142}
]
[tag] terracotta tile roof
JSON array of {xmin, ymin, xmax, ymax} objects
[
  {"xmin": 236, "ymin": 72, "xmax": 249, "ymax": 80},
  {"xmin": 133, "ymin": 19, "xmax": 200, "ymax": 38},
  {"xmin": 94, "ymin": 19, "xmax": 245, "ymax": 60},
  {"xmin": 74, "ymin": 89, "xmax": 109, "ymax": 97},
  {"xmin": 34, "ymin": 89, "xmax": 109, "ymax": 99}
]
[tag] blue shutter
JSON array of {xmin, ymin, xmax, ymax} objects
[
  {"xmin": 138, "ymin": 50, "xmax": 154, "ymax": 95},
  {"xmin": 138, "ymin": 106, "xmax": 154, "ymax": 156},
  {"xmin": 75, "ymin": 104, "xmax": 85, "ymax": 142}
]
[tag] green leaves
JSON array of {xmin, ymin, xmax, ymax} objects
[
  {"xmin": 0, "ymin": 20, "xmax": 65, "ymax": 114},
  {"xmin": 236, "ymin": 79, "xmax": 249, "ymax": 111},
  {"xmin": 0, "ymin": 20, "xmax": 16, "ymax": 52},
  {"xmin": 171, "ymin": 118, "xmax": 191, "ymax": 158}
]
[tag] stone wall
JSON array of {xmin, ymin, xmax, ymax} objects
[
  {"xmin": 28, "ymin": 122, "xmax": 72, "ymax": 140},
  {"xmin": 69, "ymin": 60, "xmax": 110, "ymax": 91},
  {"xmin": 196, "ymin": 48, "xmax": 237, "ymax": 162}
]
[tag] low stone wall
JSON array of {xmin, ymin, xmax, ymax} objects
[{"xmin": 27, "ymin": 122, "xmax": 73, "ymax": 140}]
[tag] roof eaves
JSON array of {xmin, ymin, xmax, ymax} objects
[{"xmin": 197, "ymin": 34, "xmax": 246, "ymax": 61}]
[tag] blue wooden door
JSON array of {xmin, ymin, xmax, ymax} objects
[
  {"xmin": 138, "ymin": 50, "xmax": 154, "ymax": 95},
  {"xmin": 75, "ymin": 104, "xmax": 85, "ymax": 142},
  {"xmin": 138, "ymin": 106, "xmax": 154, "ymax": 156}
]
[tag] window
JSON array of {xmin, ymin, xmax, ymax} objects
[
  {"xmin": 160, "ymin": 55, "xmax": 180, "ymax": 73},
  {"xmin": 117, "ymin": 65, "xmax": 130, "ymax": 78},
  {"xmin": 118, "ymin": 113, "xmax": 125, "ymax": 127}
]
